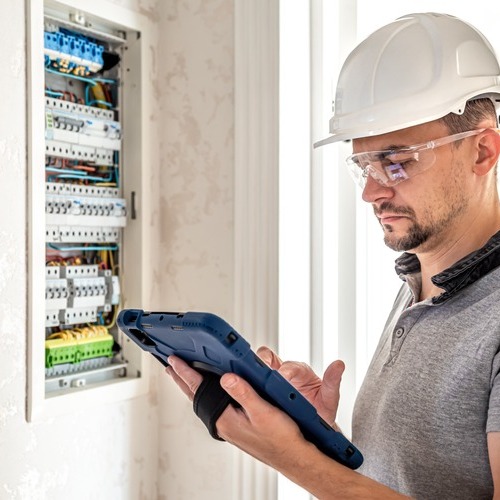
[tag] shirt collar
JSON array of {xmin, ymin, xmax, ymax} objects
[{"xmin": 394, "ymin": 230, "xmax": 500, "ymax": 304}]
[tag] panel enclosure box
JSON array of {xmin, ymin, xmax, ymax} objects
[{"xmin": 27, "ymin": 0, "xmax": 151, "ymax": 420}]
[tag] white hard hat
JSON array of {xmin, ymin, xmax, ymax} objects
[{"xmin": 315, "ymin": 12, "xmax": 500, "ymax": 147}]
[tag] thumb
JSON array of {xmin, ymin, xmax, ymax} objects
[
  {"xmin": 322, "ymin": 360, "xmax": 345, "ymax": 396},
  {"xmin": 220, "ymin": 373, "xmax": 260, "ymax": 415},
  {"xmin": 319, "ymin": 360, "xmax": 345, "ymax": 422}
]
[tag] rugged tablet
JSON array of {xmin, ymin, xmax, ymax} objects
[{"xmin": 117, "ymin": 309, "xmax": 363, "ymax": 469}]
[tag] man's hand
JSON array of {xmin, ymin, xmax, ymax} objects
[
  {"xmin": 166, "ymin": 355, "xmax": 309, "ymax": 466},
  {"xmin": 165, "ymin": 347, "xmax": 345, "ymax": 427},
  {"xmin": 165, "ymin": 347, "xmax": 346, "ymax": 459},
  {"xmin": 165, "ymin": 354, "xmax": 203, "ymax": 401},
  {"xmin": 256, "ymin": 346, "xmax": 345, "ymax": 426},
  {"xmin": 166, "ymin": 353, "xmax": 407, "ymax": 498}
]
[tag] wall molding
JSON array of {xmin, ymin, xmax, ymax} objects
[{"xmin": 234, "ymin": 0, "xmax": 280, "ymax": 498}]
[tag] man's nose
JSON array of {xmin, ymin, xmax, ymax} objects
[{"xmin": 361, "ymin": 174, "xmax": 394, "ymax": 204}]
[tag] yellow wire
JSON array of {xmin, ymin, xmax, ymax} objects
[
  {"xmin": 47, "ymin": 325, "xmax": 109, "ymax": 341},
  {"xmin": 109, "ymin": 249, "xmax": 115, "ymax": 271},
  {"xmin": 106, "ymin": 305, "xmax": 119, "ymax": 329}
]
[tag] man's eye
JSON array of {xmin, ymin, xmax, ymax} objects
[
  {"xmin": 387, "ymin": 152, "xmax": 418, "ymax": 164},
  {"xmin": 391, "ymin": 159, "xmax": 412, "ymax": 166}
]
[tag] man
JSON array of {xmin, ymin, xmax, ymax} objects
[{"xmin": 167, "ymin": 13, "xmax": 500, "ymax": 499}]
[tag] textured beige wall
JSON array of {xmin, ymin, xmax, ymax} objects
[
  {"xmin": 156, "ymin": 1, "xmax": 236, "ymax": 499},
  {"xmin": 157, "ymin": 0, "xmax": 234, "ymax": 317},
  {"xmin": 0, "ymin": 0, "xmax": 235, "ymax": 498}
]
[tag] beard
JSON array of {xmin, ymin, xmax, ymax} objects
[
  {"xmin": 382, "ymin": 216, "xmax": 435, "ymax": 252},
  {"xmin": 375, "ymin": 196, "xmax": 469, "ymax": 253}
]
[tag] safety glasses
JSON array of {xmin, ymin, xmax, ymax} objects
[{"xmin": 346, "ymin": 129, "xmax": 488, "ymax": 188}]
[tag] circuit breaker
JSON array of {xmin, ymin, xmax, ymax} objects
[{"xmin": 28, "ymin": 0, "xmax": 148, "ymax": 419}]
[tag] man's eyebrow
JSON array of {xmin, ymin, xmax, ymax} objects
[
  {"xmin": 384, "ymin": 143, "xmax": 410, "ymax": 151},
  {"xmin": 353, "ymin": 142, "xmax": 415, "ymax": 155}
]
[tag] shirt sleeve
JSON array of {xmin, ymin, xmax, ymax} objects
[{"xmin": 487, "ymin": 350, "xmax": 500, "ymax": 432}]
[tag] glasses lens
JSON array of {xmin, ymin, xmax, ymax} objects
[{"xmin": 346, "ymin": 148, "xmax": 436, "ymax": 188}]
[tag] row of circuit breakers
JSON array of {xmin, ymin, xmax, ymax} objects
[{"xmin": 43, "ymin": 18, "xmax": 127, "ymax": 382}]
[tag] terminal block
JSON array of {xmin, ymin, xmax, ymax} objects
[
  {"xmin": 45, "ymin": 329, "xmax": 114, "ymax": 368},
  {"xmin": 44, "ymin": 27, "xmax": 105, "ymax": 75}
]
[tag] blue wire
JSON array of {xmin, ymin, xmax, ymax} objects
[
  {"xmin": 94, "ymin": 77, "xmax": 117, "ymax": 84},
  {"xmin": 55, "ymin": 174, "xmax": 113, "ymax": 182},
  {"xmin": 45, "ymin": 167, "xmax": 113, "ymax": 183},
  {"xmin": 48, "ymin": 243, "xmax": 118, "ymax": 252},
  {"xmin": 45, "ymin": 67, "xmax": 97, "ymax": 86},
  {"xmin": 87, "ymin": 100, "xmax": 113, "ymax": 108},
  {"xmin": 85, "ymin": 84, "xmax": 91, "ymax": 105},
  {"xmin": 46, "ymin": 167, "xmax": 87, "ymax": 176},
  {"xmin": 46, "ymin": 89, "xmax": 64, "ymax": 97}
]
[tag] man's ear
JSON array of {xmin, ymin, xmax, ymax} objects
[{"xmin": 473, "ymin": 129, "xmax": 500, "ymax": 176}]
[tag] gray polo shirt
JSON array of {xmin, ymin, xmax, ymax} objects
[{"xmin": 352, "ymin": 231, "xmax": 500, "ymax": 499}]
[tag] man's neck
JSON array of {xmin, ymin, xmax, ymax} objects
[{"xmin": 416, "ymin": 211, "xmax": 500, "ymax": 301}]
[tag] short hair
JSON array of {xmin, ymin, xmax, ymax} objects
[
  {"xmin": 440, "ymin": 98, "xmax": 498, "ymax": 134},
  {"xmin": 441, "ymin": 98, "xmax": 499, "ymax": 176}
]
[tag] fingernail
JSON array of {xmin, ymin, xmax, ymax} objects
[
  {"xmin": 222, "ymin": 375, "xmax": 237, "ymax": 388},
  {"xmin": 262, "ymin": 355, "xmax": 272, "ymax": 365}
]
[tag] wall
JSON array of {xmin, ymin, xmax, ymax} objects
[
  {"xmin": 156, "ymin": 1, "xmax": 237, "ymax": 499},
  {"xmin": 0, "ymin": 0, "xmax": 237, "ymax": 499}
]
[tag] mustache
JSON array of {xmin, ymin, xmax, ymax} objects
[{"xmin": 373, "ymin": 202, "xmax": 416, "ymax": 218}]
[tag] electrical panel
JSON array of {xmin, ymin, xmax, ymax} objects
[{"xmin": 28, "ymin": 0, "xmax": 148, "ymax": 419}]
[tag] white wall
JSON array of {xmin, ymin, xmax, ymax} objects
[{"xmin": 356, "ymin": 0, "xmax": 500, "ymax": 43}]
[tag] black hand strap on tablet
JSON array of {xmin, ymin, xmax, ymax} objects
[{"xmin": 193, "ymin": 372, "xmax": 236, "ymax": 441}]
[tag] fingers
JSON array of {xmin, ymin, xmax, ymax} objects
[
  {"xmin": 166, "ymin": 355, "xmax": 204, "ymax": 401},
  {"xmin": 166, "ymin": 366, "xmax": 195, "ymax": 400},
  {"xmin": 279, "ymin": 360, "xmax": 312, "ymax": 384},
  {"xmin": 166, "ymin": 352, "xmax": 345, "ymax": 429},
  {"xmin": 218, "ymin": 373, "xmax": 303, "ymax": 449},
  {"xmin": 256, "ymin": 346, "xmax": 283, "ymax": 369},
  {"xmin": 256, "ymin": 349, "xmax": 317, "ymax": 388}
]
